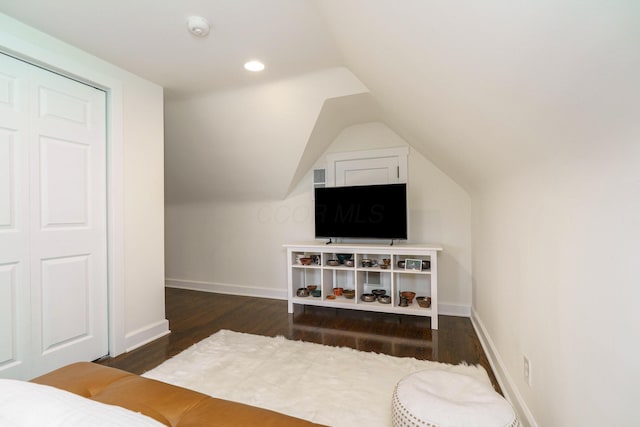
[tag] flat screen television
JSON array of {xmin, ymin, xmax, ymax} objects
[{"xmin": 314, "ymin": 183, "xmax": 408, "ymax": 240}]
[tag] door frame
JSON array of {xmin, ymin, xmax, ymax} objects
[{"xmin": 1, "ymin": 40, "xmax": 126, "ymax": 356}]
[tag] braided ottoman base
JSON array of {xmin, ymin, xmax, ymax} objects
[{"xmin": 392, "ymin": 370, "xmax": 519, "ymax": 427}]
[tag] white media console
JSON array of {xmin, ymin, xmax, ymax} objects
[{"xmin": 284, "ymin": 242, "xmax": 442, "ymax": 329}]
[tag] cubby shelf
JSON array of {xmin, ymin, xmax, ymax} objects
[{"xmin": 284, "ymin": 242, "xmax": 442, "ymax": 329}]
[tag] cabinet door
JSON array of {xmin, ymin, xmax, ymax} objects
[
  {"xmin": 335, "ymin": 156, "xmax": 400, "ymax": 186},
  {"xmin": 327, "ymin": 147, "xmax": 408, "ymax": 187}
]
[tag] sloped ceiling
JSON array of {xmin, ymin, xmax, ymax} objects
[
  {"xmin": 2, "ymin": 1, "xmax": 638, "ymax": 198},
  {"xmin": 287, "ymin": 92, "xmax": 383, "ymax": 195},
  {"xmin": 163, "ymin": 67, "xmax": 369, "ymax": 203},
  {"xmin": 318, "ymin": 0, "xmax": 640, "ymax": 191}
]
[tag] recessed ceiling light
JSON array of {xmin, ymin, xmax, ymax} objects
[{"xmin": 244, "ymin": 60, "xmax": 265, "ymax": 72}]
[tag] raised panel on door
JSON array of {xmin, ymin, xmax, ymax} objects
[
  {"xmin": 0, "ymin": 68, "xmax": 15, "ymax": 109},
  {"xmin": 0, "ymin": 56, "xmax": 27, "ymax": 233},
  {"xmin": 39, "ymin": 255, "xmax": 91, "ymax": 354},
  {"xmin": 0, "ymin": 265, "xmax": 17, "ymax": 364},
  {"xmin": 38, "ymin": 86, "xmax": 90, "ymax": 127},
  {"xmin": 29, "ymin": 63, "xmax": 108, "ymax": 377},
  {"xmin": 0, "ymin": 129, "xmax": 16, "ymax": 229},
  {"xmin": 0, "ymin": 262, "xmax": 28, "ymax": 379},
  {"xmin": 40, "ymin": 136, "xmax": 89, "ymax": 228},
  {"xmin": 0, "ymin": 57, "xmax": 24, "ymax": 118}
]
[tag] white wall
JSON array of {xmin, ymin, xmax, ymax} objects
[
  {"xmin": 166, "ymin": 122, "xmax": 473, "ymax": 315},
  {"xmin": 164, "ymin": 68, "xmax": 369, "ymax": 296},
  {"xmin": 122, "ymin": 83, "xmax": 167, "ymax": 350},
  {"xmin": 165, "ymin": 187, "xmax": 314, "ymax": 298},
  {"xmin": 0, "ymin": 13, "xmax": 168, "ymax": 354},
  {"xmin": 471, "ymin": 137, "xmax": 640, "ymax": 425}
]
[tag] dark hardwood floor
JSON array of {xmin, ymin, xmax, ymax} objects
[{"xmin": 97, "ymin": 287, "xmax": 500, "ymax": 392}]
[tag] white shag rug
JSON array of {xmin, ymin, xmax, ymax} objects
[{"xmin": 142, "ymin": 329, "xmax": 491, "ymax": 427}]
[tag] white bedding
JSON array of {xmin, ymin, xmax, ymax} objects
[{"xmin": 0, "ymin": 379, "xmax": 165, "ymax": 427}]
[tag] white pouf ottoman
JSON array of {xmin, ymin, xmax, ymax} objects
[{"xmin": 392, "ymin": 369, "xmax": 519, "ymax": 427}]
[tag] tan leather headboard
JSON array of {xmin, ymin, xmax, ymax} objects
[{"xmin": 31, "ymin": 362, "xmax": 323, "ymax": 427}]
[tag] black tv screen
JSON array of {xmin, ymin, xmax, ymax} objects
[{"xmin": 314, "ymin": 183, "xmax": 408, "ymax": 240}]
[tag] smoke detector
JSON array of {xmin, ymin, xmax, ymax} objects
[{"xmin": 187, "ymin": 16, "xmax": 210, "ymax": 37}]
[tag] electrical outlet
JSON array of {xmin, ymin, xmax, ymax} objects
[{"xmin": 523, "ymin": 355, "xmax": 532, "ymax": 387}]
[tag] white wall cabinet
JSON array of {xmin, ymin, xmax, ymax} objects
[{"xmin": 284, "ymin": 242, "xmax": 442, "ymax": 329}]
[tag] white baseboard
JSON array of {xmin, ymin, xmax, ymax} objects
[
  {"xmin": 165, "ymin": 278, "xmax": 288, "ymax": 300},
  {"xmin": 471, "ymin": 308, "xmax": 538, "ymax": 427},
  {"xmin": 124, "ymin": 319, "xmax": 170, "ymax": 353}
]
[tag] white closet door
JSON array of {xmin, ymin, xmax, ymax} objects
[
  {"xmin": 29, "ymin": 62, "xmax": 108, "ymax": 377},
  {"xmin": 0, "ymin": 53, "xmax": 108, "ymax": 379},
  {"xmin": 0, "ymin": 53, "xmax": 30, "ymax": 379}
]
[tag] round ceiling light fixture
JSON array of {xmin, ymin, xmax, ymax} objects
[
  {"xmin": 187, "ymin": 16, "xmax": 210, "ymax": 37},
  {"xmin": 244, "ymin": 60, "xmax": 265, "ymax": 72}
]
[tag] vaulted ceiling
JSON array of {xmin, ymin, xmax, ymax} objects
[{"xmin": 2, "ymin": 0, "xmax": 637, "ymax": 200}]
